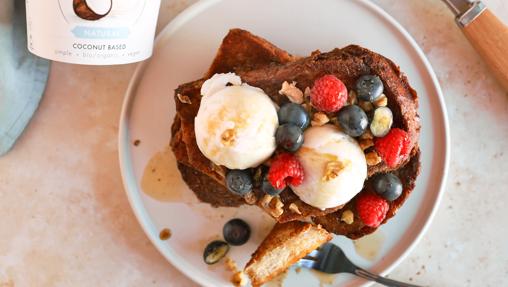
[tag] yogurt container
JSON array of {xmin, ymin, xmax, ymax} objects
[{"xmin": 25, "ymin": 0, "xmax": 161, "ymax": 65}]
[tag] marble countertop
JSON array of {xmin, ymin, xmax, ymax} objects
[{"xmin": 1, "ymin": 0, "xmax": 507, "ymax": 286}]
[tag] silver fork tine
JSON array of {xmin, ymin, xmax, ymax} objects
[
  {"xmin": 306, "ymin": 249, "xmax": 319, "ymax": 258},
  {"xmin": 294, "ymin": 258, "xmax": 316, "ymax": 269}
]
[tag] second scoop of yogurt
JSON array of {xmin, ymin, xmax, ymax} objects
[{"xmin": 291, "ymin": 125, "xmax": 367, "ymax": 210}]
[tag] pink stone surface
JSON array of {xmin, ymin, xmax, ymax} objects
[{"xmin": 0, "ymin": 1, "xmax": 507, "ymax": 286}]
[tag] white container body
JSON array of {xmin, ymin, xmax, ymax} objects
[{"xmin": 26, "ymin": 0, "xmax": 161, "ymax": 65}]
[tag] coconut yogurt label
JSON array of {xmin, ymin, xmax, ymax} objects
[{"xmin": 26, "ymin": 0, "xmax": 161, "ymax": 65}]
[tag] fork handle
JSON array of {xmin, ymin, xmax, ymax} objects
[
  {"xmin": 354, "ymin": 268, "xmax": 423, "ymax": 287},
  {"xmin": 459, "ymin": 3, "xmax": 508, "ymax": 90}
]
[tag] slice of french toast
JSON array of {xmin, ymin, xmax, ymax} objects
[
  {"xmin": 171, "ymin": 29, "xmax": 297, "ymax": 208},
  {"xmin": 170, "ymin": 29, "xmax": 421, "ymax": 229},
  {"xmin": 244, "ymin": 221, "xmax": 332, "ymax": 287}
]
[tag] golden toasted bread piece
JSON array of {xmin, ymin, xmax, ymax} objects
[{"xmin": 244, "ymin": 221, "xmax": 332, "ymax": 286}]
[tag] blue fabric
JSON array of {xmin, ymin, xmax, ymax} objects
[{"xmin": 0, "ymin": 0, "xmax": 50, "ymax": 156}]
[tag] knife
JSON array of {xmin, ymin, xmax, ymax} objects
[{"xmin": 443, "ymin": 0, "xmax": 508, "ymax": 90}]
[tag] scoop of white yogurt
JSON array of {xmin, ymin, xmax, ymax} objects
[
  {"xmin": 291, "ymin": 125, "xmax": 367, "ymax": 210},
  {"xmin": 195, "ymin": 73, "xmax": 278, "ymax": 170}
]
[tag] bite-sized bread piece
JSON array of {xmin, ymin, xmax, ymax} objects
[{"xmin": 244, "ymin": 221, "xmax": 332, "ymax": 286}]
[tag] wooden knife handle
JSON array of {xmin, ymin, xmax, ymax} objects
[{"xmin": 462, "ymin": 9, "xmax": 508, "ymax": 90}]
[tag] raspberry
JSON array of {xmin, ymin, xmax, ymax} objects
[
  {"xmin": 374, "ymin": 128, "xmax": 411, "ymax": 168},
  {"xmin": 310, "ymin": 75, "xmax": 348, "ymax": 113},
  {"xmin": 267, "ymin": 153, "xmax": 304, "ymax": 190},
  {"xmin": 356, "ymin": 192, "xmax": 389, "ymax": 228}
]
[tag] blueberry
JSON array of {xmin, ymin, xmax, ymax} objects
[
  {"xmin": 372, "ymin": 173, "xmax": 403, "ymax": 201},
  {"xmin": 275, "ymin": 124, "xmax": 304, "ymax": 152},
  {"xmin": 226, "ymin": 170, "xmax": 253, "ymax": 196},
  {"xmin": 356, "ymin": 75, "xmax": 384, "ymax": 102},
  {"xmin": 203, "ymin": 240, "xmax": 230, "ymax": 264},
  {"xmin": 261, "ymin": 174, "xmax": 284, "ymax": 196},
  {"xmin": 337, "ymin": 105, "xmax": 369, "ymax": 137},
  {"xmin": 223, "ymin": 218, "xmax": 251, "ymax": 246},
  {"xmin": 278, "ymin": 103, "xmax": 310, "ymax": 129}
]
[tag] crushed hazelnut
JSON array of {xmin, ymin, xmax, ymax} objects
[
  {"xmin": 348, "ymin": 90, "xmax": 358, "ymax": 105},
  {"xmin": 341, "ymin": 210, "xmax": 354, "ymax": 224},
  {"xmin": 177, "ymin": 93, "xmax": 192, "ymax": 104},
  {"xmin": 301, "ymin": 103, "xmax": 312, "ymax": 114},
  {"xmin": 243, "ymin": 191, "xmax": 257, "ymax": 205},
  {"xmin": 289, "ymin": 203, "xmax": 302, "ymax": 215},
  {"xmin": 359, "ymin": 130, "xmax": 374, "ymax": 140},
  {"xmin": 311, "ymin": 112, "xmax": 330, "ymax": 127},
  {"xmin": 359, "ymin": 101, "xmax": 373, "ymax": 112},
  {"xmin": 224, "ymin": 257, "xmax": 246, "ymax": 287},
  {"xmin": 304, "ymin": 87, "xmax": 311, "ymax": 101},
  {"xmin": 322, "ymin": 160, "xmax": 351, "ymax": 181},
  {"xmin": 365, "ymin": 151, "xmax": 382, "ymax": 166},
  {"xmin": 221, "ymin": 129, "xmax": 236, "ymax": 146},
  {"xmin": 260, "ymin": 194, "xmax": 273, "ymax": 207},
  {"xmin": 225, "ymin": 256, "xmax": 237, "ymax": 271},
  {"xmin": 279, "ymin": 81, "xmax": 304, "ymax": 104},
  {"xmin": 359, "ymin": 139, "xmax": 374, "ymax": 150},
  {"xmin": 373, "ymin": 94, "xmax": 388, "ymax": 107},
  {"xmin": 267, "ymin": 196, "xmax": 284, "ymax": 218},
  {"xmin": 231, "ymin": 271, "xmax": 247, "ymax": 287}
]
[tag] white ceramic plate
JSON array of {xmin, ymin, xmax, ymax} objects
[{"xmin": 118, "ymin": 0, "xmax": 449, "ymax": 286}]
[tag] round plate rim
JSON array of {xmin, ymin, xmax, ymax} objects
[{"xmin": 118, "ymin": 0, "xmax": 450, "ymax": 286}]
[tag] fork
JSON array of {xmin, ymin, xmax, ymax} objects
[{"xmin": 296, "ymin": 243, "xmax": 422, "ymax": 287}]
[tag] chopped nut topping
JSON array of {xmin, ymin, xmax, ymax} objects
[
  {"xmin": 348, "ymin": 90, "xmax": 358, "ymax": 105},
  {"xmin": 279, "ymin": 81, "xmax": 304, "ymax": 104},
  {"xmin": 304, "ymin": 87, "xmax": 311, "ymax": 101},
  {"xmin": 359, "ymin": 139, "xmax": 374, "ymax": 150},
  {"xmin": 359, "ymin": 130, "xmax": 374, "ymax": 140},
  {"xmin": 271, "ymin": 197, "xmax": 285, "ymax": 218},
  {"xmin": 243, "ymin": 191, "xmax": 257, "ymax": 205},
  {"xmin": 359, "ymin": 100, "xmax": 373, "ymax": 112},
  {"xmin": 341, "ymin": 210, "xmax": 354, "ymax": 224},
  {"xmin": 260, "ymin": 194, "xmax": 273, "ymax": 207},
  {"xmin": 289, "ymin": 203, "xmax": 302, "ymax": 215},
  {"xmin": 322, "ymin": 160, "xmax": 351, "ymax": 181},
  {"xmin": 224, "ymin": 257, "xmax": 247, "ymax": 287},
  {"xmin": 231, "ymin": 271, "xmax": 248, "ymax": 287},
  {"xmin": 366, "ymin": 151, "xmax": 382, "ymax": 166},
  {"xmin": 373, "ymin": 94, "xmax": 388, "ymax": 107},
  {"xmin": 225, "ymin": 256, "xmax": 237, "ymax": 271},
  {"xmin": 311, "ymin": 112, "xmax": 330, "ymax": 127},
  {"xmin": 301, "ymin": 103, "xmax": 312, "ymax": 114},
  {"xmin": 221, "ymin": 129, "xmax": 236, "ymax": 146},
  {"xmin": 176, "ymin": 93, "xmax": 192, "ymax": 104}
]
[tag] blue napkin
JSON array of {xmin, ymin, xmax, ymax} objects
[{"xmin": 0, "ymin": 0, "xmax": 50, "ymax": 156}]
